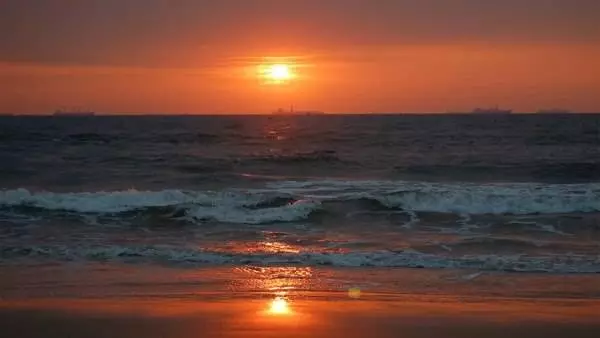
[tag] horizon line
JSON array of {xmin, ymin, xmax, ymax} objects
[{"xmin": 2, "ymin": 112, "xmax": 600, "ymax": 116}]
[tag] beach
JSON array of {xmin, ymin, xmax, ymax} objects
[
  {"xmin": 3, "ymin": 263, "xmax": 600, "ymax": 337},
  {"xmin": 1, "ymin": 115, "xmax": 600, "ymax": 337},
  {"xmin": 3, "ymin": 0, "xmax": 600, "ymax": 334}
]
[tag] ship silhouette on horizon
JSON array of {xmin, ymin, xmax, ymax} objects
[{"xmin": 272, "ymin": 105, "xmax": 325, "ymax": 116}]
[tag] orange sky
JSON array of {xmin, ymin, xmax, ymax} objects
[{"xmin": 1, "ymin": 0, "xmax": 599, "ymax": 114}]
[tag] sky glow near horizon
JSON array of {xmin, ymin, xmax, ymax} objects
[{"xmin": 1, "ymin": 0, "xmax": 599, "ymax": 114}]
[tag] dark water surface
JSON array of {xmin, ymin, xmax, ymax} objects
[{"xmin": 1, "ymin": 115, "xmax": 599, "ymax": 272}]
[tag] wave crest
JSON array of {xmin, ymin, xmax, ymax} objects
[
  {"xmin": 0, "ymin": 189, "xmax": 322, "ymax": 224},
  {"xmin": 269, "ymin": 180, "xmax": 600, "ymax": 215},
  {"xmin": 3, "ymin": 244, "xmax": 600, "ymax": 273},
  {"xmin": 1, "ymin": 180, "xmax": 599, "ymax": 226}
]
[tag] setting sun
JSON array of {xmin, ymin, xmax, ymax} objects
[
  {"xmin": 270, "ymin": 64, "xmax": 291, "ymax": 79},
  {"xmin": 259, "ymin": 63, "xmax": 295, "ymax": 84}
]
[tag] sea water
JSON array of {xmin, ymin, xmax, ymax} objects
[{"xmin": 1, "ymin": 114, "xmax": 599, "ymax": 273}]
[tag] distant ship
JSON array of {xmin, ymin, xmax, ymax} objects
[
  {"xmin": 470, "ymin": 107, "xmax": 512, "ymax": 115},
  {"xmin": 272, "ymin": 105, "xmax": 325, "ymax": 116},
  {"xmin": 536, "ymin": 109, "xmax": 571, "ymax": 114},
  {"xmin": 53, "ymin": 109, "xmax": 95, "ymax": 117}
]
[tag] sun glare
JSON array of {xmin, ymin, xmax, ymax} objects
[
  {"xmin": 269, "ymin": 64, "xmax": 290, "ymax": 79},
  {"xmin": 260, "ymin": 63, "xmax": 294, "ymax": 83},
  {"xmin": 268, "ymin": 297, "xmax": 291, "ymax": 315}
]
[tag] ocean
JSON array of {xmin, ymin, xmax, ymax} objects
[{"xmin": 1, "ymin": 114, "xmax": 599, "ymax": 274}]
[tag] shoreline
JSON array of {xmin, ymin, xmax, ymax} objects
[
  {"xmin": 2, "ymin": 263, "xmax": 600, "ymax": 337},
  {"xmin": 2, "ymin": 295, "xmax": 600, "ymax": 338}
]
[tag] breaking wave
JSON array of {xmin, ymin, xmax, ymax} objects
[
  {"xmin": 268, "ymin": 180, "xmax": 600, "ymax": 215},
  {"xmin": 0, "ymin": 189, "xmax": 321, "ymax": 224},
  {"xmin": 1, "ymin": 180, "xmax": 599, "ymax": 225}
]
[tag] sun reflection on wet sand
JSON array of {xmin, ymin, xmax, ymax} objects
[
  {"xmin": 234, "ymin": 266, "xmax": 310, "ymax": 322},
  {"xmin": 6, "ymin": 265, "xmax": 600, "ymax": 337},
  {"xmin": 267, "ymin": 297, "xmax": 292, "ymax": 316},
  {"xmin": 6, "ymin": 296, "xmax": 600, "ymax": 338}
]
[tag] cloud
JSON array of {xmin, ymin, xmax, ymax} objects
[{"xmin": 1, "ymin": 0, "xmax": 599, "ymax": 66}]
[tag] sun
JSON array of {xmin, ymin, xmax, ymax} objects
[
  {"xmin": 260, "ymin": 63, "xmax": 294, "ymax": 83},
  {"xmin": 268, "ymin": 64, "xmax": 290, "ymax": 80}
]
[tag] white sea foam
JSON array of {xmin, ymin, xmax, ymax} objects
[
  {"xmin": 1, "ymin": 180, "xmax": 599, "ymax": 224},
  {"xmin": 3, "ymin": 244, "xmax": 600, "ymax": 273},
  {"xmin": 185, "ymin": 199, "xmax": 321, "ymax": 224},
  {"xmin": 508, "ymin": 220, "xmax": 568, "ymax": 235},
  {"xmin": 268, "ymin": 180, "xmax": 600, "ymax": 215},
  {"xmin": 0, "ymin": 188, "xmax": 322, "ymax": 224},
  {"xmin": 0, "ymin": 188, "xmax": 205, "ymax": 213}
]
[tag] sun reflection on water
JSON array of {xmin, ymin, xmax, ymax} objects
[{"xmin": 234, "ymin": 266, "xmax": 313, "ymax": 293}]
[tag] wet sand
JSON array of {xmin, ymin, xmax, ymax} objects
[
  {"xmin": 2, "ymin": 297, "xmax": 600, "ymax": 338},
  {"xmin": 2, "ymin": 263, "xmax": 600, "ymax": 337}
]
